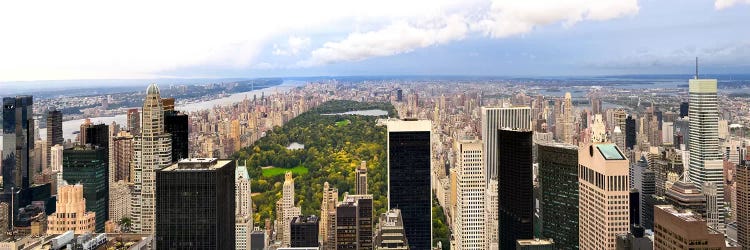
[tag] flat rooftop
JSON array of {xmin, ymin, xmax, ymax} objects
[
  {"xmin": 387, "ymin": 119, "xmax": 431, "ymax": 132},
  {"xmin": 162, "ymin": 158, "xmax": 233, "ymax": 171}
]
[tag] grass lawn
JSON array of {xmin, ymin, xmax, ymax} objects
[
  {"xmin": 261, "ymin": 165, "xmax": 309, "ymax": 178},
  {"xmin": 335, "ymin": 119, "xmax": 351, "ymax": 127}
]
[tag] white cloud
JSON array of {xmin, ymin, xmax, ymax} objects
[
  {"xmin": 0, "ymin": 0, "xmax": 639, "ymax": 81},
  {"xmin": 273, "ymin": 36, "xmax": 312, "ymax": 56},
  {"xmin": 715, "ymin": 0, "xmax": 750, "ymax": 9}
]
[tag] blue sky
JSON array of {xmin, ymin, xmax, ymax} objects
[{"xmin": 0, "ymin": 0, "xmax": 749, "ymax": 82}]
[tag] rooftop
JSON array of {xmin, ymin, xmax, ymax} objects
[
  {"xmin": 387, "ymin": 119, "xmax": 431, "ymax": 132},
  {"xmin": 162, "ymin": 158, "xmax": 233, "ymax": 171},
  {"xmin": 516, "ymin": 238, "xmax": 555, "ymax": 246},
  {"xmin": 596, "ymin": 144, "xmax": 625, "ymax": 160}
]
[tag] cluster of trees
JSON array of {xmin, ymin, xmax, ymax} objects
[
  {"xmin": 433, "ymin": 196, "xmax": 451, "ymax": 250},
  {"xmin": 233, "ymin": 100, "xmax": 396, "ymax": 226}
]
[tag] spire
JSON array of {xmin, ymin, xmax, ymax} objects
[{"xmin": 695, "ymin": 57, "xmax": 699, "ymax": 80}]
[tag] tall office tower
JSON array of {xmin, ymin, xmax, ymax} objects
[
  {"xmin": 609, "ymin": 109, "xmax": 628, "ymax": 133},
  {"xmin": 591, "ymin": 96, "xmax": 602, "ymax": 115},
  {"xmin": 497, "ymin": 130, "xmax": 533, "ymax": 249},
  {"xmin": 578, "ymin": 143, "xmax": 630, "ymax": 250},
  {"xmin": 2, "ymin": 96, "xmax": 35, "ymax": 224},
  {"xmin": 356, "ymin": 161, "xmax": 368, "ymax": 195},
  {"xmin": 350, "ymin": 194, "xmax": 374, "ymax": 249},
  {"xmin": 62, "ymin": 145, "xmax": 108, "ymax": 232},
  {"xmin": 454, "ymin": 138, "xmax": 485, "ymax": 250},
  {"xmin": 613, "ymin": 126, "xmax": 626, "ymax": 150},
  {"xmin": 111, "ymin": 131, "xmax": 134, "ymax": 182},
  {"xmin": 155, "ymin": 158, "xmax": 235, "ymax": 249},
  {"xmin": 46, "ymin": 109, "xmax": 63, "ymax": 163},
  {"xmin": 109, "ymin": 180, "xmax": 131, "ymax": 225},
  {"xmin": 374, "ymin": 209, "xmax": 409, "ymax": 249},
  {"xmin": 736, "ymin": 163, "xmax": 750, "ymax": 249},
  {"xmin": 79, "ymin": 118, "xmax": 91, "ymax": 145},
  {"xmin": 278, "ymin": 172, "xmax": 301, "ymax": 247},
  {"xmin": 653, "ymin": 205, "xmax": 740, "ymax": 249},
  {"xmin": 396, "ymin": 89, "xmax": 403, "ymax": 102},
  {"xmin": 679, "ymin": 102, "xmax": 689, "ymax": 118},
  {"xmin": 236, "ymin": 162, "xmax": 253, "ymax": 250},
  {"xmin": 687, "ymin": 77, "xmax": 725, "ymax": 230},
  {"xmin": 631, "ymin": 157, "xmax": 656, "ymax": 229},
  {"xmin": 127, "ymin": 108, "xmax": 140, "ymax": 136},
  {"xmin": 626, "ymin": 115, "xmax": 637, "ymax": 150},
  {"xmin": 50, "ymin": 144, "xmax": 63, "ymax": 189},
  {"xmin": 387, "ymin": 119, "xmax": 431, "ymax": 250},
  {"xmin": 537, "ymin": 143, "xmax": 579, "ymax": 250},
  {"xmin": 132, "ymin": 83, "xmax": 172, "ymax": 233},
  {"xmin": 485, "ymin": 179, "xmax": 499, "ymax": 250},
  {"xmin": 164, "ymin": 109, "xmax": 189, "ymax": 162},
  {"xmin": 592, "ymin": 114, "xmax": 606, "ymax": 143},
  {"xmin": 85, "ymin": 123, "xmax": 109, "ymax": 179},
  {"xmin": 662, "ymin": 122, "xmax": 674, "ymax": 145},
  {"xmin": 674, "ymin": 118, "xmax": 690, "ymax": 148},
  {"xmin": 555, "ymin": 93, "xmax": 576, "ymax": 145},
  {"xmin": 481, "ymin": 107, "xmax": 531, "ymax": 183},
  {"xmin": 704, "ymin": 182, "xmax": 721, "ymax": 230},
  {"xmin": 320, "ymin": 182, "xmax": 339, "ymax": 250},
  {"xmin": 336, "ymin": 200, "xmax": 358, "ymax": 249},
  {"xmin": 160, "ymin": 98, "xmax": 175, "ymax": 111},
  {"xmin": 46, "ymin": 184, "xmax": 96, "ymax": 234},
  {"xmin": 630, "ymin": 189, "xmax": 641, "ymax": 226},
  {"xmin": 290, "ymin": 215, "xmax": 319, "ymax": 247}
]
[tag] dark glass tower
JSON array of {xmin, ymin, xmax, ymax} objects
[
  {"xmin": 497, "ymin": 129, "xmax": 533, "ymax": 249},
  {"xmin": 387, "ymin": 120, "xmax": 431, "ymax": 250},
  {"xmin": 679, "ymin": 102, "xmax": 689, "ymax": 118},
  {"xmin": 46, "ymin": 109, "xmax": 63, "ymax": 152},
  {"xmin": 537, "ymin": 143, "xmax": 579, "ymax": 249},
  {"xmin": 290, "ymin": 215, "xmax": 319, "ymax": 247},
  {"xmin": 155, "ymin": 158, "xmax": 235, "ymax": 249},
  {"xmin": 62, "ymin": 145, "xmax": 109, "ymax": 232},
  {"xmin": 164, "ymin": 110, "xmax": 189, "ymax": 162},
  {"xmin": 2, "ymin": 96, "xmax": 35, "ymax": 229},
  {"xmin": 625, "ymin": 115, "xmax": 637, "ymax": 149}
]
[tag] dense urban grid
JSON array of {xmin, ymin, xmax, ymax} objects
[{"xmin": 2, "ymin": 73, "xmax": 750, "ymax": 250}]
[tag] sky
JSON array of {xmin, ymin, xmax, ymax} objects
[{"xmin": 0, "ymin": 0, "xmax": 749, "ymax": 82}]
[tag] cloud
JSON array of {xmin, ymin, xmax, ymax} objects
[
  {"xmin": 587, "ymin": 43, "xmax": 750, "ymax": 69},
  {"xmin": 715, "ymin": 0, "xmax": 750, "ymax": 9},
  {"xmin": 301, "ymin": 0, "xmax": 640, "ymax": 66},
  {"xmin": 273, "ymin": 36, "xmax": 312, "ymax": 56}
]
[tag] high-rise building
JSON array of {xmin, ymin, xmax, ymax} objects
[
  {"xmin": 356, "ymin": 161, "xmax": 367, "ymax": 195},
  {"xmin": 454, "ymin": 138, "xmax": 485, "ymax": 250},
  {"xmin": 737, "ymin": 162, "xmax": 750, "ymax": 249},
  {"xmin": 236, "ymin": 161, "xmax": 253, "ymax": 250},
  {"xmin": 127, "ymin": 108, "xmax": 140, "ymax": 136},
  {"xmin": 46, "ymin": 184, "xmax": 96, "ymax": 234},
  {"xmin": 555, "ymin": 93, "xmax": 576, "ymax": 145},
  {"xmin": 481, "ymin": 107, "xmax": 531, "ymax": 183},
  {"xmin": 2, "ymin": 95, "xmax": 35, "ymax": 227},
  {"xmin": 320, "ymin": 182, "xmax": 338, "ymax": 250},
  {"xmin": 50, "ymin": 144, "xmax": 64, "ymax": 191},
  {"xmin": 679, "ymin": 102, "xmax": 689, "ymax": 118},
  {"xmin": 46, "ymin": 109, "xmax": 63, "ymax": 165},
  {"xmin": 155, "ymin": 158, "xmax": 235, "ymax": 249},
  {"xmin": 387, "ymin": 119, "xmax": 431, "ymax": 250},
  {"xmin": 109, "ymin": 180, "xmax": 131, "ymax": 226},
  {"xmin": 62, "ymin": 145, "xmax": 108, "ymax": 232},
  {"xmin": 290, "ymin": 215, "xmax": 319, "ymax": 247},
  {"xmin": 653, "ymin": 205, "xmax": 739, "ymax": 249},
  {"xmin": 164, "ymin": 110, "xmax": 189, "ymax": 162},
  {"xmin": 342, "ymin": 194, "xmax": 374, "ymax": 249},
  {"xmin": 374, "ymin": 209, "xmax": 409, "ymax": 250},
  {"xmin": 336, "ymin": 199, "xmax": 358, "ymax": 249},
  {"xmin": 687, "ymin": 77, "xmax": 725, "ymax": 230},
  {"xmin": 665, "ymin": 180, "xmax": 706, "ymax": 219},
  {"xmin": 631, "ymin": 156, "xmax": 656, "ymax": 229},
  {"xmin": 484, "ymin": 179, "xmax": 499, "ymax": 250},
  {"xmin": 132, "ymin": 84, "xmax": 172, "ymax": 234},
  {"xmin": 578, "ymin": 143, "xmax": 630, "ymax": 250},
  {"xmin": 111, "ymin": 131, "xmax": 134, "ymax": 183},
  {"xmin": 537, "ymin": 143, "xmax": 578, "ymax": 250},
  {"xmin": 497, "ymin": 130, "xmax": 533, "ymax": 249},
  {"xmin": 79, "ymin": 118, "xmax": 91, "ymax": 146},
  {"xmin": 626, "ymin": 115, "xmax": 637, "ymax": 150},
  {"xmin": 277, "ymin": 172, "xmax": 301, "ymax": 247}
]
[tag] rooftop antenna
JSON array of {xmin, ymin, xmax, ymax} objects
[{"xmin": 694, "ymin": 57, "xmax": 699, "ymax": 79}]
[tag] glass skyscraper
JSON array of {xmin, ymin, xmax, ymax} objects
[
  {"xmin": 537, "ymin": 142, "xmax": 579, "ymax": 249},
  {"xmin": 2, "ymin": 96, "xmax": 34, "ymax": 228},
  {"xmin": 62, "ymin": 145, "xmax": 109, "ymax": 232},
  {"xmin": 497, "ymin": 129, "xmax": 533, "ymax": 249}
]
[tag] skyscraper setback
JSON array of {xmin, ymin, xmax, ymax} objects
[
  {"xmin": 387, "ymin": 119, "xmax": 432, "ymax": 250},
  {"xmin": 132, "ymin": 84, "xmax": 172, "ymax": 233}
]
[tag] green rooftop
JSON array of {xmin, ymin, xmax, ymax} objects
[{"xmin": 596, "ymin": 144, "xmax": 625, "ymax": 160}]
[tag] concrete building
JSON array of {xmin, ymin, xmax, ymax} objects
[
  {"xmin": 374, "ymin": 209, "xmax": 409, "ymax": 250},
  {"xmin": 46, "ymin": 184, "xmax": 96, "ymax": 234},
  {"xmin": 109, "ymin": 180, "xmax": 131, "ymax": 226},
  {"xmin": 111, "ymin": 131, "xmax": 134, "ymax": 183},
  {"xmin": 132, "ymin": 83, "xmax": 172, "ymax": 233},
  {"xmin": 737, "ymin": 162, "xmax": 750, "ymax": 249},
  {"xmin": 653, "ymin": 205, "xmax": 739, "ymax": 249},
  {"xmin": 453, "ymin": 138, "xmax": 484, "ymax": 250},
  {"xmin": 155, "ymin": 158, "xmax": 235, "ymax": 249},
  {"xmin": 687, "ymin": 77, "xmax": 726, "ymax": 230},
  {"xmin": 236, "ymin": 215, "xmax": 253, "ymax": 250},
  {"xmin": 484, "ymin": 179, "xmax": 499, "ymax": 250},
  {"xmin": 236, "ymin": 161, "xmax": 253, "ymax": 249},
  {"xmin": 481, "ymin": 106, "xmax": 532, "ymax": 183},
  {"xmin": 356, "ymin": 161, "xmax": 368, "ymax": 195},
  {"xmin": 578, "ymin": 143, "xmax": 630, "ymax": 250},
  {"xmin": 277, "ymin": 172, "xmax": 302, "ymax": 247},
  {"xmin": 387, "ymin": 119, "xmax": 432, "ymax": 250},
  {"xmin": 320, "ymin": 182, "xmax": 338, "ymax": 250}
]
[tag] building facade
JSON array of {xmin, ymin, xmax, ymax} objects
[
  {"xmin": 497, "ymin": 130, "xmax": 533, "ymax": 249},
  {"xmin": 653, "ymin": 205, "xmax": 739, "ymax": 249},
  {"xmin": 537, "ymin": 143, "xmax": 579, "ymax": 250},
  {"xmin": 46, "ymin": 184, "xmax": 96, "ymax": 234},
  {"xmin": 290, "ymin": 215, "xmax": 319, "ymax": 248},
  {"xmin": 454, "ymin": 139, "xmax": 484, "ymax": 250},
  {"xmin": 481, "ymin": 106, "xmax": 531, "ymax": 183},
  {"xmin": 62, "ymin": 145, "xmax": 108, "ymax": 232}
]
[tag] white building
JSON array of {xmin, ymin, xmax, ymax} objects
[
  {"xmin": 235, "ymin": 161, "xmax": 253, "ymax": 249},
  {"xmin": 454, "ymin": 138, "xmax": 485, "ymax": 250},
  {"xmin": 484, "ymin": 179, "xmax": 498, "ymax": 250},
  {"xmin": 481, "ymin": 107, "xmax": 531, "ymax": 184}
]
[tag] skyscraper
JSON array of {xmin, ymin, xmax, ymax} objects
[
  {"xmin": 497, "ymin": 130, "xmax": 533, "ymax": 249},
  {"xmin": 687, "ymin": 77, "xmax": 725, "ymax": 230},
  {"xmin": 454, "ymin": 138, "xmax": 485, "ymax": 250},
  {"xmin": 555, "ymin": 93, "xmax": 576, "ymax": 144},
  {"xmin": 111, "ymin": 131, "xmax": 134, "ymax": 182},
  {"xmin": 46, "ymin": 184, "xmax": 96, "ymax": 234},
  {"xmin": 2, "ymin": 96, "xmax": 35, "ymax": 225},
  {"xmin": 46, "ymin": 109, "xmax": 63, "ymax": 164},
  {"xmin": 290, "ymin": 215, "xmax": 319, "ymax": 247},
  {"xmin": 336, "ymin": 200, "xmax": 358, "ymax": 249},
  {"xmin": 653, "ymin": 205, "xmax": 739, "ymax": 249},
  {"xmin": 278, "ymin": 172, "xmax": 301, "ymax": 247},
  {"xmin": 481, "ymin": 106, "xmax": 531, "ymax": 183},
  {"xmin": 578, "ymin": 143, "xmax": 629, "ymax": 250},
  {"xmin": 155, "ymin": 158, "xmax": 235, "ymax": 249},
  {"xmin": 132, "ymin": 83, "xmax": 172, "ymax": 233},
  {"xmin": 736, "ymin": 162, "xmax": 750, "ymax": 249},
  {"xmin": 537, "ymin": 143, "xmax": 579, "ymax": 250},
  {"xmin": 356, "ymin": 161, "xmax": 368, "ymax": 195},
  {"xmin": 127, "ymin": 108, "xmax": 140, "ymax": 136},
  {"xmin": 320, "ymin": 182, "xmax": 338, "ymax": 250},
  {"xmin": 387, "ymin": 119, "xmax": 431, "ymax": 250},
  {"xmin": 62, "ymin": 145, "xmax": 108, "ymax": 232},
  {"xmin": 236, "ymin": 161, "xmax": 253, "ymax": 250},
  {"xmin": 626, "ymin": 115, "xmax": 637, "ymax": 150},
  {"xmin": 484, "ymin": 179, "xmax": 499, "ymax": 250},
  {"xmin": 374, "ymin": 209, "xmax": 409, "ymax": 250},
  {"xmin": 164, "ymin": 109, "xmax": 189, "ymax": 162}
]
